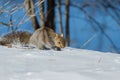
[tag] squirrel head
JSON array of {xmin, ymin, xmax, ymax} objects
[{"xmin": 55, "ymin": 34, "xmax": 65, "ymax": 48}]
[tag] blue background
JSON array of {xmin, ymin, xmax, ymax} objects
[{"xmin": 0, "ymin": 0, "xmax": 120, "ymax": 53}]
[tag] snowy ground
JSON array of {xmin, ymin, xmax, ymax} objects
[{"xmin": 0, "ymin": 46, "xmax": 120, "ymax": 80}]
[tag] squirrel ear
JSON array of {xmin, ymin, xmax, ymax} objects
[{"xmin": 61, "ymin": 34, "xmax": 63, "ymax": 37}]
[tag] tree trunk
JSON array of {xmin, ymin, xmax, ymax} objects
[
  {"xmin": 39, "ymin": 0, "xmax": 45, "ymax": 28},
  {"xmin": 58, "ymin": 0, "xmax": 63, "ymax": 34},
  {"xmin": 65, "ymin": 0, "xmax": 70, "ymax": 46},
  {"xmin": 45, "ymin": 0, "xmax": 55, "ymax": 30},
  {"xmin": 24, "ymin": 0, "xmax": 39, "ymax": 30}
]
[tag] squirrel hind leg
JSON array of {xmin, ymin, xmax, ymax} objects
[{"xmin": 37, "ymin": 45, "xmax": 48, "ymax": 50}]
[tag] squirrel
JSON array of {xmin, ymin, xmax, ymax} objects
[
  {"xmin": 0, "ymin": 27, "xmax": 65, "ymax": 51},
  {"xmin": 29, "ymin": 27, "xmax": 65, "ymax": 51}
]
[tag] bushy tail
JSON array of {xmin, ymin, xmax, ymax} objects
[
  {"xmin": 0, "ymin": 40, "xmax": 10, "ymax": 46},
  {"xmin": 0, "ymin": 40, "xmax": 12, "ymax": 48}
]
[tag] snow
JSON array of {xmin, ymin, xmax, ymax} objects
[{"xmin": 0, "ymin": 46, "xmax": 120, "ymax": 80}]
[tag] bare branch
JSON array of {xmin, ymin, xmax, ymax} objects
[
  {"xmin": 65, "ymin": 0, "xmax": 70, "ymax": 46},
  {"xmin": 57, "ymin": 0, "xmax": 63, "ymax": 34},
  {"xmin": 0, "ymin": 22, "xmax": 10, "ymax": 26},
  {"xmin": 24, "ymin": 0, "xmax": 40, "ymax": 30},
  {"xmin": 39, "ymin": 0, "xmax": 45, "ymax": 27},
  {"xmin": 15, "ymin": 1, "xmax": 43, "ymax": 30}
]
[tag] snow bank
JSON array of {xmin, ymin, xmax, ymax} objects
[{"xmin": 0, "ymin": 46, "xmax": 120, "ymax": 80}]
